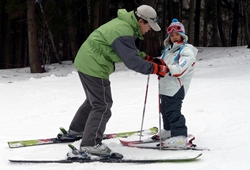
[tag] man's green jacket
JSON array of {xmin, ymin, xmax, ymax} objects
[{"xmin": 74, "ymin": 9, "xmax": 154, "ymax": 80}]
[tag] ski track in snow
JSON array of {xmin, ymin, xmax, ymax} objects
[{"xmin": 1, "ymin": 46, "xmax": 250, "ymax": 170}]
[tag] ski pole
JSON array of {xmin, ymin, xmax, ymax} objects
[
  {"xmin": 139, "ymin": 74, "xmax": 150, "ymax": 141},
  {"xmin": 158, "ymin": 76, "xmax": 162, "ymax": 150}
]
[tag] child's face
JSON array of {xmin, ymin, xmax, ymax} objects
[{"xmin": 170, "ymin": 32, "xmax": 182, "ymax": 43}]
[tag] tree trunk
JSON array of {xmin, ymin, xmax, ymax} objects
[
  {"xmin": 167, "ymin": 0, "xmax": 173, "ymax": 22},
  {"xmin": 178, "ymin": 0, "xmax": 182, "ymax": 21},
  {"xmin": 187, "ymin": 0, "xmax": 195, "ymax": 44},
  {"xmin": 203, "ymin": 0, "xmax": 208, "ymax": 47},
  {"xmin": 4, "ymin": 14, "xmax": 12, "ymax": 69},
  {"xmin": 194, "ymin": 0, "xmax": 201, "ymax": 46},
  {"xmin": 212, "ymin": 0, "xmax": 219, "ymax": 46},
  {"xmin": 66, "ymin": 8, "xmax": 77, "ymax": 59},
  {"xmin": 162, "ymin": 0, "xmax": 167, "ymax": 39},
  {"xmin": 17, "ymin": 19, "xmax": 26, "ymax": 67},
  {"xmin": 86, "ymin": 0, "xmax": 91, "ymax": 34},
  {"xmin": 217, "ymin": 0, "xmax": 227, "ymax": 47},
  {"xmin": 92, "ymin": 1, "xmax": 100, "ymax": 30},
  {"xmin": 38, "ymin": 1, "xmax": 61, "ymax": 64},
  {"xmin": 100, "ymin": 0, "xmax": 109, "ymax": 25},
  {"xmin": 27, "ymin": 0, "xmax": 44, "ymax": 73},
  {"xmin": 0, "ymin": 0, "xmax": 5, "ymax": 68},
  {"xmin": 231, "ymin": 1, "xmax": 239, "ymax": 46},
  {"xmin": 243, "ymin": 1, "xmax": 250, "ymax": 48}
]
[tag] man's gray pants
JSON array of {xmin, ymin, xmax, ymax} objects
[
  {"xmin": 160, "ymin": 86, "xmax": 187, "ymax": 137},
  {"xmin": 69, "ymin": 71, "xmax": 113, "ymax": 146}
]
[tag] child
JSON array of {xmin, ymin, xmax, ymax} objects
[{"xmin": 153, "ymin": 18, "xmax": 198, "ymax": 148}]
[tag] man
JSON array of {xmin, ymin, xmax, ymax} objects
[{"xmin": 64, "ymin": 5, "xmax": 168, "ymax": 158}]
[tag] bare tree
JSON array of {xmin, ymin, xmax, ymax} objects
[
  {"xmin": 212, "ymin": 0, "xmax": 219, "ymax": 46},
  {"xmin": 203, "ymin": 0, "xmax": 208, "ymax": 47},
  {"xmin": 188, "ymin": 0, "xmax": 195, "ymax": 44},
  {"xmin": 178, "ymin": 0, "xmax": 183, "ymax": 21},
  {"xmin": 194, "ymin": 0, "xmax": 201, "ymax": 46},
  {"xmin": 217, "ymin": 0, "xmax": 228, "ymax": 46},
  {"xmin": 231, "ymin": 1, "xmax": 239, "ymax": 46},
  {"xmin": 66, "ymin": 10, "xmax": 78, "ymax": 58},
  {"xmin": 167, "ymin": 0, "xmax": 173, "ymax": 22},
  {"xmin": 4, "ymin": 14, "xmax": 11, "ymax": 68},
  {"xmin": 0, "ymin": 0, "xmax": 4, "ymax": 68},
  {"xmin": 100, "ymin": 0, "xmax": 109, "ymax": 25},
  {"xmin": 242, "ymin": 0, "xmax": 250, "ymax": 48},
  {"xmin": 92, "ymin": 1, "xmax": 100, "ymax": 30},
  {"xmin": 27, "ymin": 0, "xmax": 44, "ymax": 73},
  {"xmin": 37, "ymin": 0, "xmax": 61, "ymax": 64}
]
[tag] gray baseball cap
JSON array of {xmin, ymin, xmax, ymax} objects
[{"xmin": 135, "ymin": 5, "xmax": 161, "ymax": 31}]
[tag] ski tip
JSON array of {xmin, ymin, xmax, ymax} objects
[
  {"xmin": 196, "ymin": 153, "xmax": 202, "ymax": 159},
  {"xmin": 150, "ymin": 127, "xmax": 158, "ymax": 134},
  {"xmin": 119, "ymin": 139, "xmax": 141, "ymax": 146},
  {"xmin": 119, "ymin": 139, "xmax": 131, "ymax": 146},
  {"xmin": 59, "ymin": 127, "xmax": 68, "ymax": 134},
  {"xmin": 68, "ymin": 144, "xmax": 75, "ymax": 149}
]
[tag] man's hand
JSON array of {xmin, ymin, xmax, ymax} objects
[
  {"xmin": 152, "ymin": 58, "xmax": 166, "ymax": 65},
  {"xmin": 145, "ymin": 55, "xmax": 153, "ymax": 62},
  {"xmin": 145, "ymin": 55, "xmax": 166, "ymax": 66}
]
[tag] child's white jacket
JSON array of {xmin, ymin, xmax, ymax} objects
[{"xmin": 160, "ymin": 43, "xmax": 198, "ymax": 97}]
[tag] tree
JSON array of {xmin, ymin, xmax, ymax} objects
[
  {"xmin": 231, "ymin": 1, "xmax": 239, "ymax": 46},
  {"xmin": 37, "ymin": 0, "xmax": 61, "ymax": 64},
  {"xmin": 65, "ymin": 1, "xmax": 78, "ymax": 59},
  {"xmin": 203, "ymin": 0, "xmax": 208, "ymax": 46},
  {"xmin": 27, "ymin": 0, "xmax": 44, "ymax": 73},
  {"xmin": 167, "ymin": 0, "xmax": 173, "ymax": 22},
  {"xmin": 0, "ymin": 0, "xmax": 5, "ymax": 68},
  {"xmin": 242, "ymin": 0, "xmax": 250, "ymax": 48},
  {"xmin": 194, "ymin": 0, "xmax": 201, "ymax": 46},
  {"xmin": 217, "ymin": 0, "xmax": 228, "ymax": 47},
  {"xmin": 188, "ymin": 0, "xmax": 195, "ymax": 44},
  {"xmin": 4, "ymin": 12, "xmax": 12, "ymax": 68},
  {"xmin": 212, "ymin": 0, "xmax": 219, "ymax": 46}
]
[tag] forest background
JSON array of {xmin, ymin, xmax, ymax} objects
[{"xmin": 0, "ymin": 0, "xmax": 250, "ymax": 73}]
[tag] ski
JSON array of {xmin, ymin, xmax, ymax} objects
[
  {"xmin": 9, "ymin": 154, "xmax": 202, "ymax": 163},
  {"xmin": 8, "ymin": 127, "xmax": 158, "ymax": 148},
  {"xmin": 119, "ymin": 135, "xmax": 210, "ymax": 151},
  {"xmin": 9, "ymin": 144, "xmax": 202, "ymax": 164}
]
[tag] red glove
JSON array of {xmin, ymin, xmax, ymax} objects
[
  {"xmin": 152, "ymin": 63, "xmax": 169, "ymax": 77},
  {"xmin": 145, "ymin": 55, "xmax": 153, "ymax": 62}
]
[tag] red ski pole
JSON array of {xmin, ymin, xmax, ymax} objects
[{"xmin": 158, "ymin": 76, "xmax": 162, "ymax": 150}]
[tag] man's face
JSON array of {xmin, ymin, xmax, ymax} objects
[{"xmin": 138, "ymin": 19, "xmax": 151, "ymax": 35}]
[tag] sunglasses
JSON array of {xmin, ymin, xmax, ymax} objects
[
  {"xmin": 167, "ymin": 25, "xmax": 183, "ymax": 34},
  {"xmin": 150, "ymin": 16, "xmax": 158, "ymax": 23},
  {"xmin": 136, "ymin": 11, "xmax": 158, "ymax": 23}
]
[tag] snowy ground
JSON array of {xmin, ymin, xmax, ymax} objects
[{"xmin": 1, "ymin": 46, "xmax": 250, "ymax": 170}]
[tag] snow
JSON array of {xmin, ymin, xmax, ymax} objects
[{"xmin": 1, "ymin": 46, "xmax": 250, "ymax": 169}]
